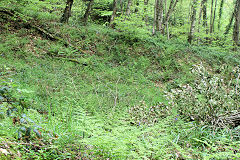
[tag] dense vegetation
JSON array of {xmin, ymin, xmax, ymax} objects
[{"xmin": 0, "ymin": 0, "xmax": 239, "ymax": 159}]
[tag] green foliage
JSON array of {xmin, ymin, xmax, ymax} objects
[{"xmin": 1, "ymin": 1, "xmax": 240, "ymax": 159}]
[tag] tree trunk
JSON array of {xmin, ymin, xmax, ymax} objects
[
  {"xmin": 144, "ymin": 0, "xmax": 149, "ymax": 23},
  {"xmin": 210, "ymin": 0, "xmax": 217, "ymax": 33},
  {"xmin": 224, "ymin": 11, "xmax": 234, "ymax": 35},
  {"xmin": 197, "ymin": 0, "xmax": 207, "ymax": 33},
  {"xmin": 83, "ymin": 0, "xmax": 94, "ymax": 25},
  {"xmin": 153, "ymin": 0, "xmax": 158, "ymax": 35},
  {"xmin": 218, "ymin": 0, "xmax": 224, "ymax": 30},
  {"xmin": 233, "ymin": 0, "xmax": 240, "ymax": 49},
  {"xmin": 157, "ymin": 0, "xmax": 164, "ymax": 32},
  {"xmin": 188, "ymin": 0, "xmax": 198, "ymax": 44},
  {"xmin": 211, "ymin": 0, "xmax": 218, "ymax": 33},
  {"xmin": 162, "ymin": 0, "xmax": 179, "ymax": 35},
  {"xmin": 209, "ymin": 0, "xmax": 214, "ymax": 33},
  {"xmin": 225, "ymin": 0, "xmax": 238, "ymax": 35},
  {"xmin": 119, "ymin": 0, "xmax": 124, "ymax": 15},
  {"xmin": 202, "ymin": 0, "xmax": 208, "ymax": 34},
  {"xmin": 165, "ymin": 0, "xmax": 170, "ymax": 39},
  {"xmin": 110, "ymin": 0, "xmax": 117, "ymax": 28},
  {"xmin": 126, "ymin": 0, "xmax": 132, "ymax": 16},
  {"xmin": 60, "ymin": 0, "xmax": 74, "ymax": 23}
]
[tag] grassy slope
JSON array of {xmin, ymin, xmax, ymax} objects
[{"xmin": 0, "ymin": 1, "xmax": 240, "ymax": 159}]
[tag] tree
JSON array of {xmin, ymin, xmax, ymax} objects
[
  {"xmin": 224, "ymin": 11, "xmax": 234, "ymax": 35},
  {"xmin": 197, "ymin": 0, "xmax": 207, "ymax": 33},
  {"xmin": 83, "ymin": 0, "xmax": 94, "ymax": 25},
  {"xmin": 210, "ymin": 0, "xmax": 217, "ymax": 33},
  {"xmin": 188, "ymin": 0, "xmax": 198, "ymax": 44},
  {"xmin": 202, "ymin": 0, "xmax": 208, "ymax": 34},
  {"xmin": 157, "ymin": 0, "xmax": 164, "ymax": 32},
  {"xmin": 110, "ymin": 0, "xmax": 117, "ymax": 28},
  {"xmin": 218, "ymin": 0, "xmax": 224, "ymax": 30},
  {"xmin": 143, "ymin": 0, "xmax": 149, "ymax": 23},
  {"xmin": 119, "ymin": 0, "xmax": 124, "ymax": 15},
  {"xmin": 60, "ymin": 0, "xmax": 74, "ymax": 23},
  {"xmin": 153, "ymin": 0, "xmax": 159, "ymax": 35},
  {"xmin": 161, "ymin": 0, "xmax": 179, "ymax": 37},
  {"xmin": 153, "ymin": 0, "xmax": 164, "ymax": 35},
  {"xmin": 233, "ymin": 0, "xmax": 240, "ymax": 49},
  {"xmin": 164, "ymin": 0, "xmax": 169, "ymax": 39}
]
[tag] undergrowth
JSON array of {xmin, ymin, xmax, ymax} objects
[{"xmin": 0, "ymin": 1, "xmax": 240, "ymax": 159}]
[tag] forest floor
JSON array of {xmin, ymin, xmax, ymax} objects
[{"xmin": 0, "ymin": 4, "xmax": 240, "ymax": 160}]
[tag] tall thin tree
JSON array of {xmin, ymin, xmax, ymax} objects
[
  {"xmin": 209, "ymin": 0, "xmax": 214, "ymax": 33},
  {"xmin": 225, "ymin": 2, "xmax": 236, "ymax": 35},
  {"xmin": 162, "ymin": 0, "xmax": 179, "ymax": 36},
  {"xmin": 83, "ymin": 0, "xmax": 94, "ymax": 25},
  {"xmin": 202, "ymin": 0, "xmax": 208, "ymax": 34},
  {"xmin": 188, "ymin": 0, "xmax": 198, "ymax": 44},
  {"xmin": 233, "ymin": 0, "xmax": 240, "ymax": 49},
  {"xmin": 157, "ymin": 0, "xmax": 164, "ymax": 32},
  {"xmin": 110, "ymin": 0, "xmax": 118, "ymax": 28},
  {"xmin": 218, "ymin": 0, "xmax": 224, "ymax": 30},
  {"xmin": 212, "ymin": 0, "xmax": 218, "ymax": 33},
  {"xmin": 153, "ymin": 0, "xmax": 159, "ymax": 35},
  {"xmin": 144, "ymin": 0, "xmax": 149, "ymax": 23},
  {"xmin": 210, "ymin": 0, "xmax": 218, "ymax": 33},
  {"xmin": 197, "ymin": 0, "xmax": 207, "ymax": 33},
  {"xmin": 119, "ymin": 0, "xmax": 124, "ymax": 15},
  {"xmin": 60, "ymin": 0, "xmax": 74, "ymax": 23}
]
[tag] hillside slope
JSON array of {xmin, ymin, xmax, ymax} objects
[{"xmin": 0, "ymin": 4, "xmax": 240, "ymax": 159}]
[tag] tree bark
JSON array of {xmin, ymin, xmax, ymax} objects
[
  {"xmin": 225, "ymin": 1, "xmax": 238, "ymax": 35},
  {"xmin": 110, "ymin": 0, "xmax": 117, "ymax": 28},
  {"xmin": 224, "ymin": 11, "xmax": 234, "ymax": 35},
  {"xmin": 197, "ymin": 0, "xmax": 207, "ymax": 33},
  {"xmin": 209, "ymin": 0, "xmax": 214, "ymax": 33},
  {"xmin": 211, "ymin": 0, "xmax": 218, "ymax": 33},
  {"xmin": 119, "ymin": 0, "xmax": 124, "ymax": 15},
  {"xmin": 157, "ymin": 0, "xmax": 164, "ymax": 32},
  {"xmin": 210, "ymin": 0, "xmax": 217, "ymax": 33},
  {"xmin": 144, "ymin": 0, "xmax": 149, "ymax": 23},
  {"xmin": 202, "ymin": 0, "xmax": 208, "ymax": 34},
  {"xmin": 83, "ymin": 0, "xmax": 94, "ymax": 25},
  {"xmin": 218, "ymin": 0, "xmax": 224, "ymax": 30},
  {"xmin": 188, "ymin": 0, "xmax": 198, "ymax": 44},
  {"xmin": 233, "ymin": 0, "xmax": 240, "ymax": 49},
  {"xmin": 162, "ymin": 0, "xmax": 179, "ymax": 35},
  {"xmin": 153, "ymin": 0, "xmax": 158, "ymax": 35},
  {"xmin": 165, "ymin": 0, "xmax": 170, "ymax": 39},
  {"xmin": 60, "ymin": 0, "xmax": 74, "ymax": 23}
]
